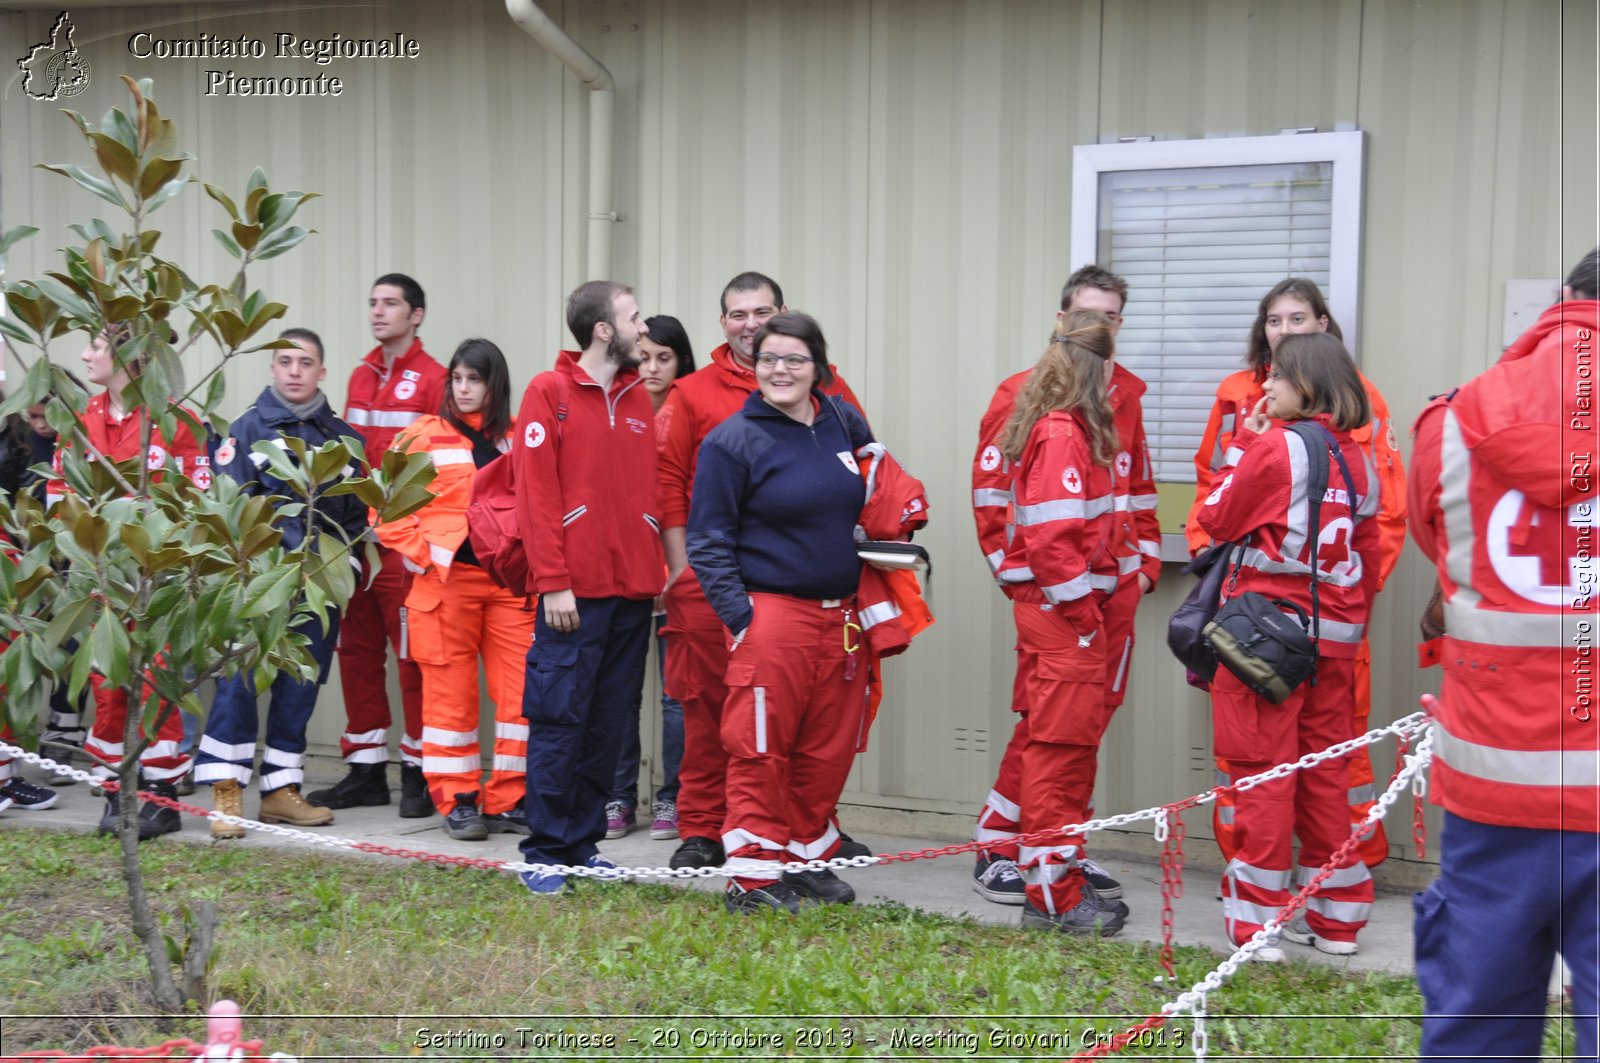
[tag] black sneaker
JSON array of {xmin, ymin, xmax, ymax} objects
[
  {"xmin": 781, "ymin": 868, "xmax": 856, "ymax": 905},
  {"xmin": 1079, "ymin": 856, "xmax": 1124, "ymax": 900},
  {"xmin": 1019, "ymin": 888, "xmax": 1127, "ymax": 937},
  {"xmin": 398, "ymin": 763, "xmax": 434, "ymax": 818},
  {"xmin": 444, "ymin": 792, "xmax": 487, "ymax": 841},
  {"xmin": 137, "ymin": 782, "xmax": 183, "ymax": 841},
  {"xmin": 484, "ymin": 808, "xmax": 532, "ymax": 835},
  {"xmin": 306, "ymin": 763, "xmax": 389, "ymax": 809},
  {"xmin": 0, "ymin": 779, "xmax": 59, "ymax": 811},
  {"xmin": 836, "ymin": 831, "xmax": 871, "ymax": 859},
  {"xmin": 724, "ymin": 881, "xmax": 804, "ymax": 914},
  {"xmin": 40, "ymin": 739, "xmax": 81, "ymax": 786},
  {"xmin": 972, "ymin": 853, "xmax": 1027, "ymax": 905},
  {"xmin": 669, "ymin": 835, "xmax": 726, "ymax": 869}
]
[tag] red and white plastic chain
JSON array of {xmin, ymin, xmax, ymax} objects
[{"xmin": 1154, "ymin": 800, "xmax": 1195, "ymax": 979}]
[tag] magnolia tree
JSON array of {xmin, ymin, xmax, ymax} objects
[{"xmin": 0, "ymin": 77, "xmax": 435, "ymax": 1010}]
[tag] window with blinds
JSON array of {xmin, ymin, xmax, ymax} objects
[{"xmin": 1071, "ymin": 133, "xmax": 1364, "ymax": 498}]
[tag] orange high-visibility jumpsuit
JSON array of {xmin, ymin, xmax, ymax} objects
[{"xmin": 375, "ymin": 413, "xmax": 535, "ymax": 815}]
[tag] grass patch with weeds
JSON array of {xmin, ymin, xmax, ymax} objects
[{"xmin": 0, "ymin": 827, "xmax": 1581, "ymax": 1058}]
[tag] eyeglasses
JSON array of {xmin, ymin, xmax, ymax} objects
[
  {"xmin": 754, "ymin": 353, "xmax": 812, "ymax": 370},
  {"xmin": 725, "ymin": 306, "xmax": 778, "ymax": 325}
]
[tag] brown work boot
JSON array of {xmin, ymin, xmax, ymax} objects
[
  {"xmin": 260, "ymin": 783, "xmax": 334, "ymax": 827},
  {"xmin": 210, "ymin": 779, "xmax": 246, "ymax": 840}
]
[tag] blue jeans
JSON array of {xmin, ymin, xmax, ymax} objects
[
  {"xmin": 519, "ymin": 597, "xmax": 653, "ymax": 866},
  {"xmin": 1415, "ymin": 812, "xmax": 1598, "ymax": 1061},
  {"xmin": 195, "ymin": 611, "xmax": 342, "ymax": 792},
  {"xmin": 610, "ymin": 617, "xmax": 683, "ymax": 806}
]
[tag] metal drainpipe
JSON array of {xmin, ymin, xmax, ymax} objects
[{"xmin": 505, "ymin": 0, "xmax": 617, "ymax": 279}]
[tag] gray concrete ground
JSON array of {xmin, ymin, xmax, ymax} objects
[{"xmin": 3, "ymin": 755, "xmax": 1423, "ymax": 982}]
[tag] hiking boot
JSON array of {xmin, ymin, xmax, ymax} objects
[
  {"xmin": 836, "ymin": 831, "xmax": 871, "ymax": 859},
  {"xmin": 781, "ymin": 868, "xmax": 856, "ymax": 905},
  {"xmin": 973, "ymin": 853, "xmax": 1027, "ymax": 905},
  {"xmin": 444, "ymin": 792, "xmax": 488, "ymax": 841},
  {"xmin": 398, "ymin": 763, "xmax": 434, "ymax": 818},
  {"xmin": 306, "ymin": 762, "xmax": 389, "ymax": 809},
  {"xmin": 209, "ymin": 779, "xmax": 246, "ymax": 840},
  {"xmin": 648, "ymin": 799, "xmax": 679, "ymax": 840},
  {"xmin": 0, "ymin": 778, "xmax": 60, "ymax": 811},
  {"xmin": 669, "ymin": 835, "xmax": 725, "ymax": 869},
  {"xmin": 136, "ymin": 781, "xmax": 183, "ymax": 840},
  {"xmin": 520, "ymin": 868, "xmax": 570, "ymax": 895},
  {"xmin": 1079, "ymin": 856, "xmax": 1124, "ymax": 900},
  {"xmin": 604, "ymin": 800, "xmax": 636, "ymax": 839},
  {"xmin": 260, "ymin": 784, "xmax": 335, "ymax": 826},
  {"xmin": 1281, "ymin": 914, "xmax": 1359, "ymax": 955},
  {"xmin": 484, "ymin": 808, "xmax": 532, "ymax": 835},
  {"xmin": 1019, "ymin": 887, "xmax": 1127, "ymax": 937},
  {"xmin": 725, "ymin": 880, "xmax": 803, "ymax": 914}
]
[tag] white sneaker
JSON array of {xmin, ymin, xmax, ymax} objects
[
  {"xmin": 1282, "ymin": 915, "xmax": 1358, "ymax": 955},
  {"xmin": 1249, "ymin": 945, "xmax": 1286, "ymax": 963}
]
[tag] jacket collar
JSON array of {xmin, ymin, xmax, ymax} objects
[
  {"xmin": 255, "ymin": 385, "xmax": 333, "ymax": 427},
  {"xmin": 555, "ymin": 349, "xmax": 643, "ymax": 394},
  {"xmin": 362, "ymin": 337, "xmax": 427, "ymax": 374}
]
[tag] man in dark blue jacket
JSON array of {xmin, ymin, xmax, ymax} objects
[{"xmin": 195, "ymin": 328, "xmax": 369, "ymax": 838}]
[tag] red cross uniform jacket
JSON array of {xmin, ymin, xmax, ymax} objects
[
  {"xmin": 1409, "ymin": 299, "xmax": 1600, "ymax": 832},
  {"xmin": 342, "ymin": 339, "xmax": 448, "ymax": 466},
  {"xmin": 972, "ymin": 363, "xmax": 1159, "ymax": 595},
  {"xmin": 1195, "ymin": 414, "xmax": 1379, "ymax": 660},
  {"xmin": 996, "ymin": 410, "xmax": 1119, "ymax": 630},
  {"xmin": 853, "ymin": 443, "xmax": 933, "ymax": 658},
  {"xmin": 46, "ymin": 392, "xmax": 204, "ymax": 506},
  {"xmin": 513, "ymin": 351, "xmax": 665, "ymax": 600}
]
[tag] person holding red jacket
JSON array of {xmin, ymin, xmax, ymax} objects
[
  {"xmin": 1185, "ymin": 278, "xmax": 1406, "ymax": 871},
  {"xmin": 312, "ymin": 273, "xmax": 447, "ymax": 819},
  {"xmin": 969, "ymin": 266, "xmax": 1155, "ymax": 906},
  {"xmin": 513, "ymin": 281, "xmax": 664, "ymax": 894},
  {"xmin": 375, "ymin": 338, "xmax": 536, "ymax": 841},
  {"xmin": 988, "ymin": 310, "xmax": 1127, "ymax": 936},
  {"xmin": 654, "ymin": 272, "xmax": 869, "ymax": 871},
  {"xmin": 57, "ymin": 323, "xmax": 204, "ymax": 839},
  {"xmin": 1194, "ymin": 331, "xmax": 1380, "ymax": 962}
]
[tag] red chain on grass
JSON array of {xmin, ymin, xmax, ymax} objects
[
  {"xmin": 1068, "ymin": 1015, "xmax": 1171, "ymax": 1061},
  {"xmin": 5, "ymin": 1038, "xmax": 268, "ymax": 1060},
  {"xmin": 1156, "ymin": 802, "xmax": 1192, "ymax": 979}
]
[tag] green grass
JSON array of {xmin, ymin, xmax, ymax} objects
[{"xmin": 0, "ymin": 828, "xmax": 1582, "ymax": 1059}]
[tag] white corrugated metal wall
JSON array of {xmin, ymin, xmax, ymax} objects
[{"xmin": 2, "ymin": 0, "xmax": 1594, "ymax": 866}]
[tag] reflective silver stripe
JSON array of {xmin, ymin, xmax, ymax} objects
[
  {"xmin": 1113, "ymin": 494, "xmax": 1131, "ymax": 512},
  {"xmin": 562, "ymin": 504, "xmax": 588, "ymax": 526},
  {"xmin": 1226, "ymin": 860, "xmax": 1291, "ymax": 891},
  {"xmin": 199, "ymin": 735, "xmax": 255, "ymax": 762},
  {"xmin": 1138, "ymin": 539, "xmax": 1161, "ymax": 557},
  {"xmin": 1235, "ymin": 545, "xmax": 1364, "ymax": 589},
  {"xmin": 982, "ymin": 788, "xmax": 1021, "ymax": 822},
  {"xmin": 1281, "ymin": 429, "xmax": 1313, "ymax": 563},
  {"xmin": 1438, "ymin": 410, "xmax": 1481, "ymax": 607},
  {"xmin": 1217, "ymin": 804, "xmax": 1235, "ymax": 825},
  {"xmin": 1118, "ymin": 553, "xmax": 1144, "ymax": 574},
  {"xmin": 428, "ymin": 543, "xmax": 454, "ymax": 568},
  {"xmin": 1356, "ymin": 450, "xmax": 1380, "ymax": 519},
  {"xmin": 1347, "ymin": 783, "xmax": 1376, "ymax": 805},
  {"xmin": 430, "ymin": 448, "xmax": 473, "ymax": 467},
  {"xmin": 1223, "ymin": 445, "xmax": 1245, "ymax": 466},
  {"xmin": 1111, "ymin": 635, "xmax": 1132, "ymax": 695},
  {"xmin": 492, "ymin": 754, "xmax": 527, "ymax": 772},
  {"xmin": 1090, "ymin": 573, "xmax": 1118, "ymax": 592},
  {"xmin": 257, "ymin": 767, "xmax": 302, "ymax": 791},
  {"xmin": 344, "ymin": 728, "xmax": 387, "ymax": 745},
  {"xmin": 422, "ymin": 726, "xmax": 475, "ymax": 747},
  {"xmin": 1210, "ymin": 413, "xmax": 1235, "ymax": 472},
  {"xmin": 1223, "ymin": 898, "xmax": 1282, "ymax": 927},
  {"xmin": 496, "ymin": 721, "xmax": 530, "ymax": 742},
  {"xmin": 345, "ymin": 408, "xmax": 422, "ymax": 428},
  {"xmin": 1014, "ymin": 494, "xmax": 1115, "ymax": 525},
  {"xmin": 422, "ymin": 754, "xmax": 479, "ymax": 773},
  {"xmin": 261, "ymin": 748, "xmax": 307, "ymax": 770},
  {"xmin": 985, "ymin": 548, "xmax": 1006, "ymax": 575},
  {"xmin": 1298, "ymin": 862, "xmax": 1371, "ymax": 890},
  {"xmin": 1130, "ymin": 493, "xmax": 1159, "ymax": 511},
  {"xmin": 1041, "ymin": 572, "xmax": 1093, "ymax": 602},
  {"xmin": 1311, "ymin": 615, "xmax": 1365, "ymax": 644},
  {"xmin": 786, "ymin": 823, "xmax": 841, "ymax": 860},
  {"xmin": 973, "ymin": 488, "xmax": 1012, "ymax": 508},
  {"xmin": 753, "ymin": 686, "xmax": 767, "ymax": 754},
  {"xmin": 1303, "ymin": 895, "xmax": 1373, "ymax": 925},
  {"xmin": 1443, "ymin": 600, "xmax": 1589, "ymax": 648},
  {"xmin": 1017, "ymin": 843, "xmax": 1080, "ymax": 867},
  {"xmin": 858, "ymin": 600, "xmax": 901, "ymax": 629},
  {"xmin": 998, "ymin": 565, "xmax": 1036, "ymax": 583},
  {"xmin": 722, "ymin": 827, "xmax": 785, "ymax": 859},
  {"xmin": 1435, "ymin": 721, "xmax": 1600, "ymax": 788}
]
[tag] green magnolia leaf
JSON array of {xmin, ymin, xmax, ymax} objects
[
  {"xmin": 0, "ymin": 317, "xmax": 32, "ymax": 345},
  {"xmin": 143, "ymin": 176, "xmax": 188, "ymax": 215},
  {"xmin": 86, "ymin": 131, "xmax": 138, "ymax": 187},
  {"xmin": 0, "ymin": 225, "xmax": 40, "ymax": 254},
  {"xmin": 138, "ymin": 156, "xmax": 184, "ymax": 200},
  {"xmin": 103, "ymin": 105, "xmax": 139, "ymax": 154},
  {"xmin": 257, "ymin": 191, "xmax": 320, "ymax": 233},
  {"xmin": 203, "ymin": 183, "xmax": 240, "ymax": 222},
  {"xmin": 37, "ymin": 163, "xmax": 128, "ymax": 211},
  {"xmin": 67, "ymin": 637, "xmax": 93, "ymax": 701},
  {"xmin": 211, "ymin": 228, "xmax": 243, "ymax": 259},
  {"xmin": 43, "ymin": 596, "xmax": 93, "ymax": 652},
  {"xmin": 252, "ymin": 226, "xmax": 315, "ymax": 262},
  {"xmin": 231, "ymin": 221, "xmax": 262, "ymax": 253},
  {"xmin": 239, "ymin": 523, "xmax": 282, "ymax": 559},
  {"xmin": 32, "ymin": 274, "xmax": 98, "ymax": 324},
  {"xmin": 238, "ymin": 567, "xmax": 299, "ymax": 619}
]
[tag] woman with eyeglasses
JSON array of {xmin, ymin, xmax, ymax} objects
[
  {"xmin": 686, "ymin": 311, "xmax": 874, "ymax": 914},
  {"xmin": 1192, "ymin": 331, "xmax": 1381, "ymax": 962},
  {"xmin": 1185, "ymin": 278, "xmax": 1408, "ymax": 879}
]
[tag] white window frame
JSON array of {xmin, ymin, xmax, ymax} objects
[{"xmin": 1071, "ymin": 131, "xmax": 1365, "ymax": 560}]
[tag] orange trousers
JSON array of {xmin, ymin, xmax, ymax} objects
[{"xmin": 406, "ymin": 564, "xmax": 535, "ymax": 815}]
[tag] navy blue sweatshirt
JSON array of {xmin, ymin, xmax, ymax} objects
[{"xmin": 688, "ymin": 389, "xmax": 872, "ymax": 633}]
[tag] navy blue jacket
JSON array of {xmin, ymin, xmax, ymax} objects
[
  {"xmin": 214, "ymin": 387, "xmax": 368, "ymax": 552},
  {"xmin": 688, "ymin": 389, "xmax": 872, "ymax": 633}
]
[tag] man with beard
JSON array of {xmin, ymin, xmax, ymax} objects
[{"xmin": 513, "ymin": 281, "xmax": 666, "ymax": 893}]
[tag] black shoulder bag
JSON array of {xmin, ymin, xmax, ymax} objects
[
  {"xmin": 1202, "ymin": 422, "xmax": 1357, "ymax": 705},
  {"xmin": 1166, "ymin": 539, "xmax": 1238, "ymax": 684}
]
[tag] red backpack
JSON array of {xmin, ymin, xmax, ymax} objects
[{"xmin": 465, "ymin": 373, "xmax": 569, "ymax": 599}]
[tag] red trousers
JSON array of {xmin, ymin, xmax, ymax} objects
[
  {"xmin": 662, "ymin": 574, "xmax": 732, "ymax": 841},
  {"xmin": 407, "ymin": 565, "xmax": 536, "ymax": 815},
  {"xmin": 1011, "ymin": 599, "xmax": 1109, "ymax": 913},
  {"xmin": 974, "ymin": 579, "xmax": 1137, "ymax": 864},
  {"xmin": 86, "ymin": 674, "xmax": 189, "ymax": 782},
  {"xmin": 336, "ymin": 545, "xmax": 424, "ymax": 766},
  {"xmin": 1212, "ymin": 640, "xmax": 1388, "ymax": 867},
  {"xmin": 1211, "ymin": 657, "xmax": 1373, "ymax": 946},
  {"xmin": 719, "ymin": 593, "xmax": 869, "ymax": 888}
]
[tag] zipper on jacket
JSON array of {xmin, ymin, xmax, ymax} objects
[{"xmin": 575, "ymin": 373, "xmax": 644, "ymax": 429}]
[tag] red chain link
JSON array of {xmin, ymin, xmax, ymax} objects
[
  {"xmin": 1156, "ymin": 803, "xmax": 1190, "ymax": 979},
  {"xmin": 1067, "ymin": 1015, "xmax": 1172, "ymax": 1061}
]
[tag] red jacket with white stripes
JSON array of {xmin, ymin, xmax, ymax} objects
[
  {"xmin": 972, "ymin": 362, "xmax": 1159, "ymax": 596},
  {"xmin": 342, "ymin": 339, "xmax": 448, "ymax": 466},
  {"xmin": 996, "ymin": 410, "xmax": 1118, "ymax": 629},
  {"xmin": 1195, "ymin": 414, "xmax": 1378, "ymax": 660},
  {"xmin": 513, "ymin": 351, "xmax": 665, "ymax": 601},
  {"xmin": 47, "ymin": 392, "xmax": 204, "ymax": 505},
  {"xmin": 853, "ymin": 443, "xmax": 933, "ymax": 657},
  {"xmin": 1410, "ymin": 299, "xmax": 1600, "ymax": 832}
]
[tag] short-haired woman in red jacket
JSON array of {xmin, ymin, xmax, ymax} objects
[
  {"xmin": 992, "ymin": 310, "xmax": 1128, "ymax": 936},
  {"xmin": 1194, "ymin": 331, "xmax": 1381, "ymax": 962}
]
